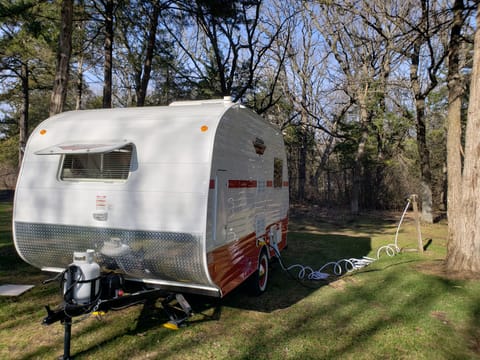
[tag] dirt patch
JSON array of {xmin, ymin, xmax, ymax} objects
[
  {"xmin": 430, "ymin": 310, "xmax": 450, "ymax": 325},
  {"xmin": 469, "ymin": 329, "xmax": 480, "ymax": 355},
  {"xmin": 414, "ymin": 260, "xmax": 480, "ymax": 281},
  {"xmin": 327, "ymin": 275, "xmax": 360, "ymax": 290}
]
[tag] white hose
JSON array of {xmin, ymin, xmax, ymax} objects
[{"xmin": 275, "ymin": 198, "xmax": 412, "ymax": 280}]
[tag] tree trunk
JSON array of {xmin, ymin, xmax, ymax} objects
[
  {"xmin": 416, "ymin": 97, "xmax": 433, "ymax": 223},
  {"xmin": 311, "ymin": 119, "xmax": 338, "ymax": 195},
  {"xmin": 410, "ymin": 40, "xmax": 433, "ymax": 223},
  {"xmin": 103, "ymin": 0, "xmax": 114, "ymax": 109},
  {"xmin": 75, "ymin": 0, "xmax": 86, "ymax": 111},
  {"xmin": 136, "ymin": 1, "xmax": 161, "ymax": 107},
  {"xmin": 326, "ymin": 169, "xmax": 331, "ymax": 205},
  {"xmin": 297, "ymin": 126, "xmax": 308, "ymax": 203},
  {"xmin": 19, "ymin": 62, "xmax": 29, "ymax": 166},
  {"xmin": 351, "ymin": 88, "xmax": 369, "ymax": 215},
  {"xmin": 49, "ymin": 0, "xmax": 73, "ymax": 116},
  {"xmin": 76, "ymin": 58, "xmax": 84, "ymax": 110},
  {"xmin": 446, "ymin": 0, "xmax": 465, "ymax": 267},
  {"xmin": 446, "ymin": 4, "xmax": 480, "ymax": 273}
]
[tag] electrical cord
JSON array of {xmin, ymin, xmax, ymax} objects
[{"xmin": 271, "ymin": 198, "xmax": 412, "ymax": 281}]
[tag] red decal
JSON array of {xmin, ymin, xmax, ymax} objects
[
  {"xmin": 95, "ymin": 195, "xmax": 107, "ymax": 211},
  {"xmin": 266, "ymin": 181, "xmax": 273, "ymax": 187},
  {"xmin": 228, "ymin": 180, "xmax": 257, "ymax": 188}
]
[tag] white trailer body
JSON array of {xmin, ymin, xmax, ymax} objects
[{"xmin": 13, "ymin": 100, "xmax": 288, "ymax": 297}]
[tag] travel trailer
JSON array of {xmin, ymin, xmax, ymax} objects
[{"xmin": 13, "ymin": 98, "xmax": 289, "ymax": 299}]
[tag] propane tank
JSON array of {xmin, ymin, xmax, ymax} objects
[{"xmin": 64, "ymin": 249, "xmax": 100, "ymax": 304}]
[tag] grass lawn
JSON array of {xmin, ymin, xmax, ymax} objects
[{"xmin": 1, "ymin": 203, "xmax": 479, "ymax": 359}]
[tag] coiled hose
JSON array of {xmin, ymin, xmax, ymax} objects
[{"xmin": 272, "ymin": 198, "xmax": 411, "ymax": 280}]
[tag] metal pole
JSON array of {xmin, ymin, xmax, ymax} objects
[{"xmin": 62, "ymin": 316, "xmax": 72, "ymax": 360}]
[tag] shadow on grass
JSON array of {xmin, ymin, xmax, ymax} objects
[
  {"xmin": 289, "ymin": 205, "xmax": 401, "ymax": 235},
  {"xmin": 467, "ymin": 292, "xmax": 480, "ymax": 356},
  {"xmin": 222, "ymin": 232, "xmax": 372, "ymax": 313},
  {"xmin": 182, "ymin": 267, "xmax": 478, "ymax": 360},
  {"xmin": 25, "ymin": 231, "xmax": 373, "ymax": 359},
  {"xmin": 0, "ymin": 197, "xmax": 390, "ymax": 359},
  {"xmin": 4, "ymin": 198, "xmax": 471, "ymax": 359},
  {"xmin": 59, "ymin": 256, "xmax": 480, "ymax": 360}
]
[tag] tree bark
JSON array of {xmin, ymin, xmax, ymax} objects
[
  {"xmin": 103, "ymin": 0, "xmax": 114, "ymax": 108},
  {"xmin": 76, "ymin": 58, "xmax": 84, "ymax": 110},
  {"xmin": 136, "ymin": 1, "xmax": 161, "ymax": 107},
  {"xmin": 297, "ymin": 124, "xmax": 308, "ymax": 203},
  {"xmin": 75, "ymin": 0, "xmax": 86, "ymax": 111},
  {"xmin": 446, "ymin": 0, "xmax": 465, "ymax": 269},
  {"xmin": 351, "ymin": 86, "xmax": 369, "ymax": 215},
  {"xmin": 49, "ymin": 0, "xmax": 74, "ymax": 116},
  {"xmin": 416, "ymin": 97, "xmax": 433, "ymax": 223},
  {"xmin": 19, "ymin": 62, "xmax": 29, "ymax": 166},
  {"xmin": 446, "ymin": 4, "xmax": 480, "ymax": 273},
  {"xmin": 410, "ymin": 38, "xmax": 433, "ymax": 223}
]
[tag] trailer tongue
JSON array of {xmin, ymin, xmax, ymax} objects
[{"xmin": 43, "ymin": 250, "xmax": 194, "ymax": 360}]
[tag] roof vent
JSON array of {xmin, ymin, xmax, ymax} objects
[{"xmin": 169, "ymin": 98, "xmax": 234, "ymax": 107}]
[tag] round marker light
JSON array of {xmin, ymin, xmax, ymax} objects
[
  {"xmin": 40, "ymin": 129, "xmax": 47, "ymax": 135},
  {"xmin": 200, "ymin": 125, "xmax": 208, "ymax": 132}
]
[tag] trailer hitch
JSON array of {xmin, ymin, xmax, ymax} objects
[{"xmin": 43, "ymin": 286, "xmax": 193, "ymax": 359}]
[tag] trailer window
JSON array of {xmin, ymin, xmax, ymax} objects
[
  {"xmin": 60, "ymin": 144, "xmax": 133, "ymax": 181},
  {"xmin": 274, "ymin": 158, "xmax": 283, "ymax": 188}
]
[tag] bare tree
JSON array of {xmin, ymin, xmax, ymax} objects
[
  {"xmin": 162, "ymin": 0, "xmax": 289, "ymax": 111},
  {"xmin": 446, "ymin": 0, "xmax": 466, "ymax": 268},
  {"xmin": 310, "ymin": 1, "xmax": 394, "ymax": 213},
  {"xmin": 101, "ymin": 0, "xmax": 114, "ymax": 108},
  {"xmin": 49, "ymin": 0, "xmax": 73, "ymax": 116},
  {"xmin": 384, "ymin": 0, "xmax": 452, "ymax": 222},
  {"xmin": 19, "ymin": 62, "xmax": 28, "ymax": 165},
  {"xmin": 136, "ymin": 1, "xmax": 162, "ymax": 106},
  {"xmin": 116, "ymin": 0, "xmax": 169, "ymax": 106},
  {"xmin": 279, "ymin": 3, "xmax": 340, "ymax": 202},
  {"xmin": 446, "ymin": 1, "xmax": 480, "ymax": 273}
]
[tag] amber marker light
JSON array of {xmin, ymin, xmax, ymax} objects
[
  {"xmin": 200, "ymin": 125, "xmax": 209, "ymax": 132},
  {"xmin": 40, "ymin": 129, "xmax": 47, "ymax": 135}
]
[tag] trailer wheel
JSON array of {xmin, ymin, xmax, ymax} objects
[{"xmin": 249, "ymin": 248, "xmax": 269, "ymax": 296}]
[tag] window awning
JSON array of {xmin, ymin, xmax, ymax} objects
[{"xmin": 35, "ymin": 140, "xmax": 132, "ymax": 155}]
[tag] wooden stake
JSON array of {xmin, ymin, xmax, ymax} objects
[{"xmin": 411, "ymin": 194, "xmax": 423, "ymax": 253}]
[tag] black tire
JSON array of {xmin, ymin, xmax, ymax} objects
[{"xmin": 248, "ymin": 248, "xmax": 269, "ymax": 296}]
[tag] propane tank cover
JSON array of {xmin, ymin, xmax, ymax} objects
[{"xmin": 70, "ymin": 249, "xmax": 100, "ymax": 304}]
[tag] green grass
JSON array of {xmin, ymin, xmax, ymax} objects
[
  {"xmin": 0, "ymin": 204, "xmax": 44, "ymax": 283},
  {"xmin": 1, "ymin": 203, "xmax": 479, "ymax": 359}
]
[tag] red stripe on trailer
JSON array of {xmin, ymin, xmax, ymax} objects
[
  {"xmin": 207, "ymin": 217, "xmax": 288, "ymax": 296},
  {"xmin": 210, "ymin": 179, "xmax": 287, "ymax": 189},
  {"xmin": 228, "ymin": 180, "xmax": 257, "ymax": 188}
]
